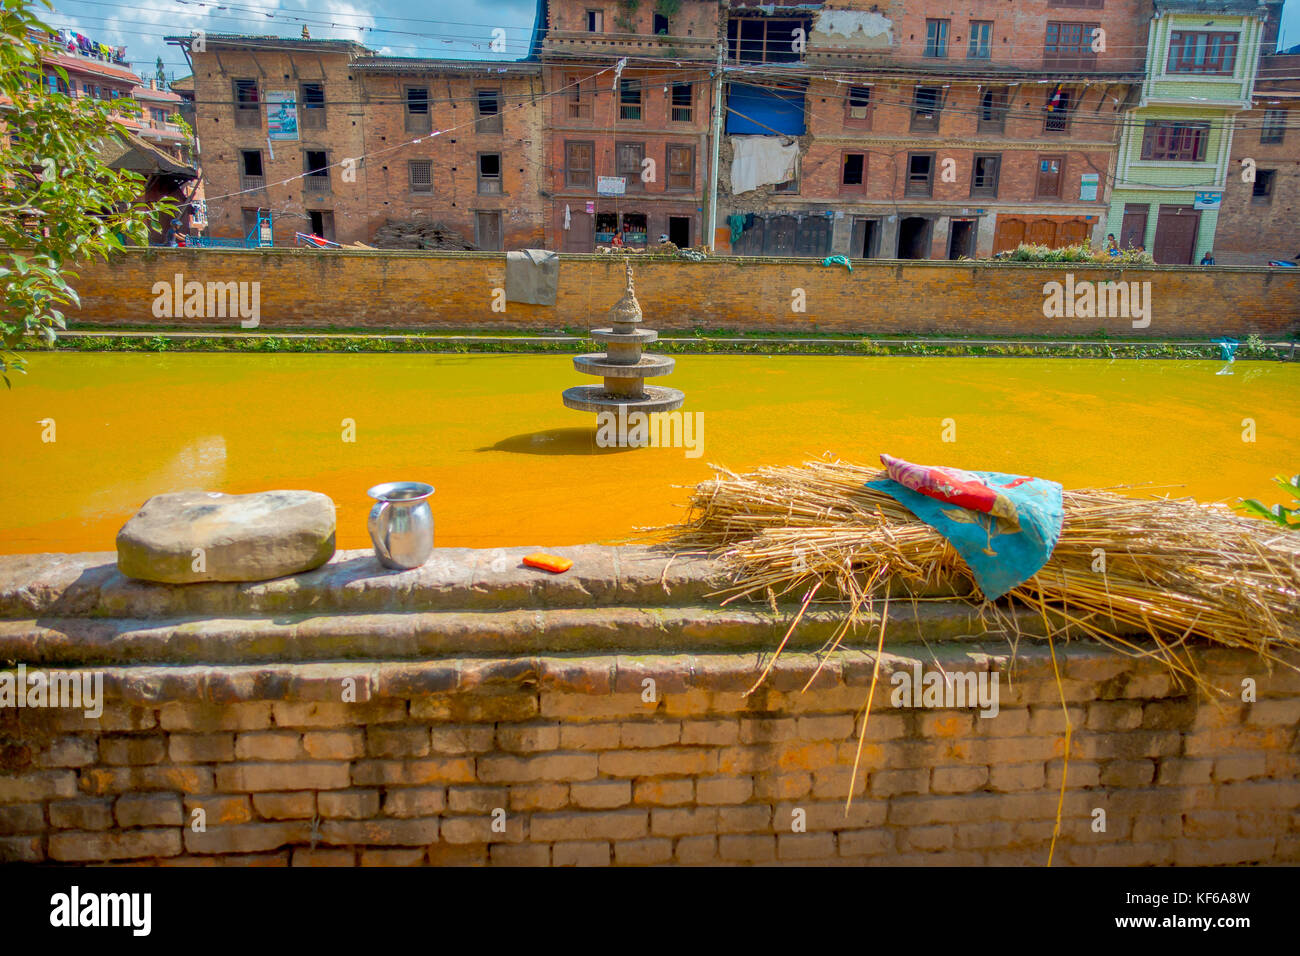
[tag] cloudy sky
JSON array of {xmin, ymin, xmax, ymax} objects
[
  {"xmin": 43, "ymin": 0, "xmax": 544, "ymax": 80},
  {"xmin": 41, "ymin": 0, "xmax": 1300, "ymax": 84}
]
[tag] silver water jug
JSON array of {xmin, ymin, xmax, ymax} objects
[{"xmin": 366, "ymin": 481, "xmax": 435, "ymax": 570}]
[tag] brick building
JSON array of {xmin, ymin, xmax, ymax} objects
[
  {"xmin": 167, "ymin": 0, "xmax": 1292, "ymax": 259},
  {"xmin": 1104, "ymin": 0, "xmax": 1273, "ymax": 264},
  {"xmin": 168, "ymin": 33, "xmax": 548, "ymax": 248},
  {"xmin": 717, "ymin": 0, "xmax": 1149, "ymax": 259},
  {"xmin": 1215, "ymin": 51, "xmax": 1300, "ymax": 264},
  {"xmin": 540, "ymin": 0, "xmax": 721, "ymax": 251}
]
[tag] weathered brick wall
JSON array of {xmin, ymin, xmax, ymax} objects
[
  {"xmin": 2, "ymin": 648, "xmax": 1297, "ymax": 867},
  {"xmin": 0, "ymin": 546, "xmax": 1296, "ymax": 867},
  {"xmin": 64, "ymin": 249, "xmax": 1300, "ymax": 335}
]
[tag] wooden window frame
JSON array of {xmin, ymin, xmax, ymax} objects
[
  {"xmin": 1167, "ymin": 31, "xmax": 1238, "ymax": 75},
  {"xmin": 968, "ymin": 21, "xmax": 992, "ymax": 59},
  {"xmin": 477, "ymin": 151, "xmax": 503, "ymax": 194},
  {"xmin": 404, "ymin": 86, "xmax": 431, "ymax": 134},
  {"xmin": 565, "ymin": 140, "xmax": 594, "ymax": 189},
  {"xmin": 910, "ymin": 85, "xmax": 942, "ymax": 132},
  {"xmin": 1140, "ymin": 121, "xmax": 1210, "ymax": 162},
  {"xmin": 666, "ymin": 144, "xmax": 695, "ymax": 191},
  {"xmin": 844, "ymin": 85, "xmax": 873, "ymax": 129},
  {"xmin": 924, "ymin": 19, "xmax": 950, "ymax": 58},
  {"xmin": 1260, "ymin": 109, "xmax": 1286, "ymax": 145},
  {"xmin": 233, "ymin": 78, "xmax": 260, "ymax": 128},
  {"xmin": 905, "ymin": 151, "xmax": 935, "ymax": 198},
  {"xmin": 615, "ymin": 140, "xmax": 646, "ymax": 191},
  {"xmin": 408, "ymin": 159, "xmax": 433, "ymax": 194},
  {"xmin": 299, "ymin": 81, "xmax": 325, "ymax": 130},
  {"xmin": 840, "ymin": 151, "xmax": 867, "ymax": 194},
  {"xmin": 1035, "ymin": 154, "xmax": 1065, "ymax": 198},
  {"xmin": 970, "ymin": 153, "xmax": 1001, "ymax": 198}
]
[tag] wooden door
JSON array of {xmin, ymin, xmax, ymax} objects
[
  {"xmin": 564, "ymin": 210, "xmax": 592, "ymax": 252},
  {"xmin": 1059, "ymin": 220, "xmax": 1089, "ymax": 246},
  {"xmin": 475, "ymin": 211, "xmax": 502, "ymax": 252},
  {"xmin": 1026, "ymin": 219, "xmax": 1057, "ymax": 246},
  {"xmin": 1120, "ymin": 204, "xmax": 1148, "ymax": 251},
  {"xmin": 1035, "ymin": 156, "xmax": 1064, "ymax": 198},
  {"xmin": 1152, "ymin": 205, "xmax": 1199, "ymax": 264},
  {"xmin": 993, "ymin": 218, "xmax": 1025, "ymax": 254},
  {"xmin": 767, "ymin": 216, "xmax": 797, "ymax": 256}
]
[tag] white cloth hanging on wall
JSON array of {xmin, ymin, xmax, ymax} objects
[{"xmin": 730, "ymin": 136, "xmax": 800, "ymax": 195}]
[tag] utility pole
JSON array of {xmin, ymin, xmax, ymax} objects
[{"xmin": 707, "ymin": 42, "xmax": 724, "ymax": 253}]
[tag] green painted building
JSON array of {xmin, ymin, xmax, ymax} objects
[{"xmin": 1105, "ymin": 0, "xmax": 1269, "ymax": 263}]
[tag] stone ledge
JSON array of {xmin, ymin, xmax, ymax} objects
[
  {"xmin": 0, "ymin": 643, "xmax": 1258, "ymax": 705},
  {"xmin": 0, "ymin": 546, "xmax": 744, "ymax": 620}
]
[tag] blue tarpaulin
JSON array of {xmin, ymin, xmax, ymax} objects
[{"xmin": 725, "ymin": 82, "xmax": 807, "ymax": 136}]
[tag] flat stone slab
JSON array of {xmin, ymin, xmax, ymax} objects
[
  {"xmin": 116, "ymin": 490, "xmax": 336, "ymax": 584},
  {"xmin": 562, "ymin": 385, "xmax": 685, "ymax": 414}
]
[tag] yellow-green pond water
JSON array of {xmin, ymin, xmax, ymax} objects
[{"xmin": 2, "ymin": 354, "xmax": 1297, "ymax": 554}]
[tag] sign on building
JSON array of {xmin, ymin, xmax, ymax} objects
[
  {"xmin": 1079, "ymin": 173, "xmax": 1099, "ymax": 202},
  {"xmin": 1194, "ymin": 191, "xmax": 1222, "ymax": 210},
  {"xmin": 597, "ymin": 176, "xmax": 626, "ymax": 197},
  {"xmin": 267, "ymin": 91, "xmax": 299, "ymax": 141}
]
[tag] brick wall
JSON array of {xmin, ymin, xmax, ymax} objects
[
  {"xmin": 1217, "ymin": 84, "xmax": 1300, "ymax": 265},
  {"xmin": 2, "ymin": 647, "xmax": 1297, "ymax": 866},
  {"xmin": 66, "ymin": 249, "xmax": 1300, "ymax": 336},
  {"xmin": 0, "ymin": 545, "xmax": 1296, "ymax": 867}
]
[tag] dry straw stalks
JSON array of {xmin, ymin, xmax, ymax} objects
[{"xmin": 658, "ymin": 455, "xmax": 1300, "ymax": 861}]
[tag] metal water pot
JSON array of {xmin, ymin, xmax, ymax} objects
[{"xmin": 366, "ymin": 481, "xmax": 435, "ymax": 570}]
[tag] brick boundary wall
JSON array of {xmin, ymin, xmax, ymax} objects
[
  {"xmin": 1, "ymin": 547, "xmax": 1297, "ymax": 867},
  {"xmin": 62, "ymin": 249, "xmax": 1300, "ymax": 337}
]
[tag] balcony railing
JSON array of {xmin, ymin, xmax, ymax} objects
[
  {"xmin": 304, "ymin": 174, "xmax": 331, "ymax": 194},
  {"xmin": 240, "ymin": 175, "xmax": 266, "ymax": 191}
]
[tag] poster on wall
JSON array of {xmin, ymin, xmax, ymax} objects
[
  {"xmin": 267, "ymin": 91, "xmax": 299, "ymax": 141},
  {"xmin": 1079, "ymin": 173, "xmax": 1099, "ymax": 202},
  {"xmin": 1194, "ymin": 191, "xmax": 1222, "ymax": 209},
  {"xmin": 597, "ymin": 176, "xmax": 626, "ymax": 197}
]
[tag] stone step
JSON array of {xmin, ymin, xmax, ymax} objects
[
  {"xmin": 0, "ymin": 546, "xmax": 733, "ymax": 620},
  {"xmin": 0, "ymin": 601, "xmax": 1078, "ymax": 667}
]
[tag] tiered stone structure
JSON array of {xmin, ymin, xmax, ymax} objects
[{"xmin": 562, "ymin": 263, "xmax": 684, "ymax": 427}]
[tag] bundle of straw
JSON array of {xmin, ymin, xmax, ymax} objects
[{"xmin": 663, "ymin": 456, "xmax": 1300, "ymax": 692}]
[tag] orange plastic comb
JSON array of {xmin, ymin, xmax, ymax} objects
[{"xmin": 523, "ymin": 553, "xmax": 573, "ymax": 574}]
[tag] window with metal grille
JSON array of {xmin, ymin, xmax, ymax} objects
[
  {"xmin": 906, "ymin": 153, "xmax": 934, "ymax": 197},
  {"xmin": 841, "ymin": 152, "xmax": 866, "ymax": 193},
  {"xmin": 476, "ymin": 89, "xmax": 502, "ymax": 133},
  {"xmin": 240, "ymin": 150, "xmax": 264, "ymax": 189},
  {"xmin": 1167, "ymin": 32, "xmax": 1238, "ymax": 75},
  {"xmin": 671, "ymin": 83, "xmax": 693, "ymax": 122},
  {"xmin": 1043, "ymin": 88, "xmax": 1075, "ymax": 132},
  {"xmin": 667, "ymin": 144, "xmax": 694, "ymax": 189},
  {"xmin": 565, "ymin": 141, "xmax": 594, "ymax": 188},
  {"xmin": 409, "ymin": 160, "xmax": 432, "ymax": 193},
  {"xmin": 911, "ymin": 86, "xmax": 941, "ymax": 132},
  {"xmin": 968, "ymin": 21, "xmax": 992, "ymax": 59},
  {"xmin": 616, "ymin": 141, "xmax": 645, "ymax": 190},
  {"xmin": 405, "ymin": 86, "xmax": 431, "ymax": 133},
  {"xmin": 619, "ymin": 79, "xmax": 642, "ymax": 120},
  {"xmin": 845, "ymin": 86, "xmax": 871, "ymax": 127},
  {"xmin": 1044, "ymin": 22, "xmax": 1099, "ymax": 69},
  {"xmin": 971, "ymin": 154, "xmax": 1000, "ymax": 197},
  {"xmin": 304, "ymin": 150, "xmax": 330, "ymax": 193},
  {"xmin": 566, "ymin": 74, "xmax": 593, "ymax": 120},
  {"xmin": 478, "ymin": 153, "xmax": 501, "ymax": 193},
  {"xmin": 979, "ymin": 88, "xmax": 1008, "ymax": 133},
  {"xmin": 1140, "ymin": 121, "xmax": 1209, "ymax": 162},
  {"xmin": 300, "ymin": 82, "xmax": 325, "ymax": 129},
  {"xmin": 1261, "ymin": 109, "xmax": 1286, "ymax": 144},
  {"xmin": 924, "ymin": 20, "xmax": 949, "ymax": 58},
  {"xmin": 233, "ymin": 78, "xmax": 260, "ymax": 127}
]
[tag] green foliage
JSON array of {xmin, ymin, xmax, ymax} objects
[
  {"xmin": 655, "ymin": 0, "xmax": 682, "ymax": 21},
  {"xmin": 615, "ymin": 0, "xmax": 639, "ymax": 32},
  {"xmin": 1236, "ymin": 473, "xmax": 1300, "ymax": 531},
  {"xmin": 0, "ymin": 0, "xmax": 177, "ymax": 385},
  {"xmin": 999, "ymin": 243, "xmax": 1155, "ymax": 265}
]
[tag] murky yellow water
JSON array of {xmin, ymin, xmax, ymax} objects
[{"xmin": 1, "ymin": 354, "xmax": 1296, "ymax": 554}]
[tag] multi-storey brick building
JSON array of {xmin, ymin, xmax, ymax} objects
[
  {"xmin": 1215, "ymin": 50, "xmax": 1300, "ymax": 264},
  {"xmin": 717, "ymin": 0, "xmax": 1149, "ymax": 258},
  {"xmin": 540, "ymin": 0, "xmax": 720, "ymax": 251},
  {"xmin": 169, "ymin": 33, "xmax": 548, "ymax": 248},
  {"xmin": 1104, "ymin": 0, "xmax": 1273, "ymax": 263},
  {"xmin": 168, "ymin": 0, "xmax": 1292, "ymax": 260}
]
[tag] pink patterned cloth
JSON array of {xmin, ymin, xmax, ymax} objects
[{"xmin": 880, "ymin": 453, "xmax": 1019, "ymax": 523}]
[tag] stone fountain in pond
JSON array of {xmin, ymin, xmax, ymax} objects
[{"xmin": 562, "ymin": 262, "xmax": 683, "ymax": 443}]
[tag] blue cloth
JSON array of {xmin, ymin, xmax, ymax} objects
[
  {"xmin": 1214, "ymin": 336, "xmax": 1238, "ymax": 362},
  {"xmin": 866, "ymin": 471, "xmax": 1064, "ymax": 600}
]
